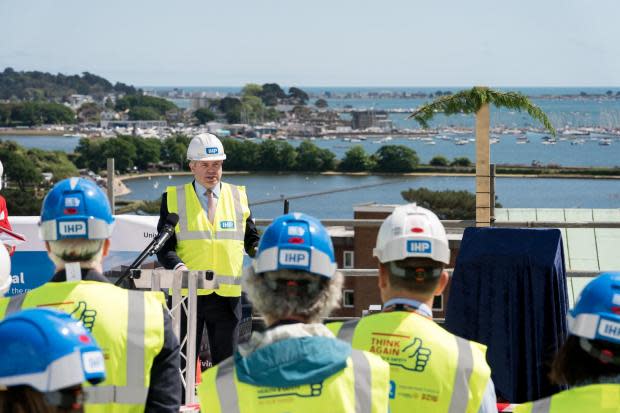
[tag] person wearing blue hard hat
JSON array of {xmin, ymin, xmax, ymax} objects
[
  {"xmin": 0, "ymin": 177, "xmax": 181, "ymax": 413},
  {"xmin": 0, "ymin": 308, "xmax": 105, "ymax": 412},
  {"xmin": 516, "ymin": 272, "xmax": 620, "ymax": 413},
  {"xmin": 197, "ymin": 212, "xmax": 390, "ymax": 413}
]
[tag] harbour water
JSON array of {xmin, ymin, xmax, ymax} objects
[{"xmin": 121, "ymin": 174, "xmax": 620, "ymax": 219}]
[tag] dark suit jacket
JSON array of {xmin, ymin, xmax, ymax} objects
[{"xmin": 156, "ymin": 181, "xmax": 260, "ymax": 270}]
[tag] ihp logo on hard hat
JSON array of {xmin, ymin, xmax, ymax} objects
[
  {"xmin": 206, "ymin": 147, "xmax": 219, "ymax": 154},
  {"xmin": 279, "ymin": 249, "xmax": 309, "ymax": 267},
  {"xmin": 406, "ymin": 240, "xmax": 432, "ymax": 254},
  {"xmin": 58, "ymin": 220, "xmax": 87, "ymax": 238}
]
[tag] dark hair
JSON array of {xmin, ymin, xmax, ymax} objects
[
  {"xmin": 385, "ymin": 257, "xmax": 444, "ymax": 295},
  {"xmin": 550, "ymin": 336, "xmax": 620, "ymax": 386},
  {"xmin": 0, "ymin": 386, "xmax": 81, "ymax": 413}
]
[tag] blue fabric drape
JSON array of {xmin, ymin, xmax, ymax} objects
[{"xmin": 445, "ymin": 227, "xmax": 569, "ymax": 403}]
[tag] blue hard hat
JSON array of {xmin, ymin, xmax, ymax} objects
[
  {"xmin": 40, "ymin": 177, "xmax": 115, "ymax": 241},
  {"xmin": 568, "ymin": 272, "xmax": 620, "ymax": 345},
  {"xmin": 253, "ymin": 212, "xmax": 336, "ymax": 278},
  {"xmin": 0, "ymin": 308, "xmax": 106, "ymax": 391}
]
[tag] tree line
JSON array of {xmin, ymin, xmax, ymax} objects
[
  {"xmin": 0, "ymin": 68, "xmax": 136, "ymax": 101},
  {"xmin": 71, "ymin": 135, "xmax": 476, "ymax": 174}
]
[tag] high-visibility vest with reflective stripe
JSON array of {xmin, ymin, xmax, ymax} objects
[
  {"xmin": 515, "ymin": 384, "xmax": 620, "ymax": 413},
  {"xmin": 198, "ymin": 349, "xmax": 390, "ymax": 413},
  {"xmin": 328, "ymin": 312, "xmax": 492, "ymax": 413},
  {"xmin": 0, "ymin": 281, "xmax": 166, "ymax": 413},
  {"xmin": 166, "ymin": 182, "xmax": 250, "ymax": 297}
]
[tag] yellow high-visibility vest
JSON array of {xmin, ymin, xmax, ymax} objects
[
  {"xmin": 198, "ymin": 349, "xmax": 390, "ymax": 413},
  {"xmin": 328, "ymin": 311, "xmax": 492, "ymax": 413},
  {"xmin": 166, "ymin": 182, "xmax": 250, "ymax": 297},
  {"xmin": 515, "ymin": 384, "xmax": 620, "ymax": 413},
  {"xmin": 0, "ymin": 281, "xmax": 166, "ymax": 413}
]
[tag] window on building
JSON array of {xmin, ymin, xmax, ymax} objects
[
  {"xmin": 432, "ymin": 294, "xmax": 443, "ymax": 311},
  {"xmin": 343, "ymin": 289, "xmax": 355, "ymax": 308},
  {"xmin": 343, "ymin": 251, "xmax": 354, "ymax": 268}
]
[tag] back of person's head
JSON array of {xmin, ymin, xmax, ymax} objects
[
  {"xmin": 374, "ymin": 203, "xmax": 450, "ymax": 297},
  {"xmin": 0, "ymin": 308, "xmax": 106, "ymax": 412},
  {"xmin": 39, "ymin": 177, "xmax": 115, "ymax": 269},
  {"xmin": 244, "ymin": 212, "xmax": 342, "ymax": 324},
  {"xmin": 0, "ymin": 241, "xmax": 11, "ymax": 296},
  {"xmin": 551, "ymin": 272, "xmax": 620, "ymax": 386}
]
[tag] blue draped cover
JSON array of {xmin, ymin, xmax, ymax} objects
[{"xmin": 445, "ymin": 227, "xmax": 569, "ymax": 403}]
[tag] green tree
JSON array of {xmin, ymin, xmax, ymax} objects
[
  {"xmin": 222, "ymin": 138, "xmax": 260, "ymax": 170},
  {"xmin": 288, "ymin": 87, "xmax": 309, "ymax": 105},
  {"xmin": 115, "ymin": 95, "xmax": 176, "ymax": 116},
  {"xmin": 77, "ymin": 102, "xmax": 101, "ymax": 123},
  {"xmin": 295, "ymin": 141, "xmax": 336, "ymax": 171},
  {"xmin": 28, "ymin": 147, "xmax": 79, "ymax": 181},
  {"xmin": 117, "ymin": 135, "xmax": 161, "ymax": 170},
  {"xmin": 193, "ymin": 107, "xmax": 216, "ymax": 125},
  {"xmin": 75, "ymin": 138, "xmax": 106, "ymax": 171},
  {"xmin": 451, "ymin": 157, "xmax": 472, "ymax": 167},
  {"xmin": 241, "ymin": 83, "xmax": 262, "ymax": 98},
  {"xmin": 128, "ymin": 106, "xmax": 161, "ymax": 120},
  {"xmin": 0, "ymin": 144, "xmax": 41, "ymax": 190},
  {"xmin": 161, "ymin": 135, "xmax": 191, "ymax": 168},
  {"xmin": 401, "ymin": 187, "xmax": 476, "ymax": 220},
  {"xmin": 241, "ymin": 95, "xmax": 266, "ymax": 124},
  {"xmin": 373, "ymin": 145, "xmax": 419, "ymax": 172},
  {"xmin": 339, "ymin": 145, "xmax": 374, "ymax": 172},
  {"xmin": 259, "ymin": 83, "xmax": 287, "ymax": 106},
  {"xmin": 257, "ymin": 140, "xmax": 297, "ymax": 171},
  {"xmin": 102, "ymin": 138, "xmax": 136, "ymax": 171},
  {"xmin": 315, "ymin": 98, "xmax": 329, "ymax": 109},
  {"xmin": 218, "ymin": 97, "xmax": 242, "ymax": 124},
  {"xmin": 430, "ymin": 155, "xmax": 449, "ymax": 167}
]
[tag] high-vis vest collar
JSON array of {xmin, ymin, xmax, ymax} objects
[
  {"xmin": 167, "ymin": 182, "xmax": 250, "ymax": 297},
  {"xmin": 328, "ymin": 311, "xmax": 491, "ymax": 413},
  {"xmin": 198, "ymin": 350, "xmax": 390, "ymax": 413},
  {"xmin": 0, "ymin": 281, "xmax": 165, "ymax": 413}
]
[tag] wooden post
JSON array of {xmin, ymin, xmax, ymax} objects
[
  {"xmin": 475, "ymin": 103, "xmax": 491, "ymax": 227},
  {"xmin": 106, "ymin": 158, "xmax": 115, "ymax": 212}
]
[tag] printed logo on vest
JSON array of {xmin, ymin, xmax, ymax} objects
[
  {"xmin": 206, "ymin": 147, "xmax": 219, "ymax": 154},
  {"xmin": 406, "ymin": 240, "xmax": 432, "ymax": 254},
  {"xmin": 257, "ymin": 383, "xmax": 323, "ymax": 400},
  {"xmin": 70, "ymin": 301, "xmax": 97, "ymax": 332},
  {"xmin": 220, "ymin": 220, "xmax": 235, "ymax": 229},
  {"xmin": 279, "ymin": 249, "xmax": 309, "ymax": 267},
  {"xmin": 599, "ymin": 319, "xmax": 620, "ymax": 341},
  {"xmin": 58, "ymin": 221, "xmax": 87, "ymax": 237}
]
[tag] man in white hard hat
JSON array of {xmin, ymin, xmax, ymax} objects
[
  {"xmin": 328, "ymin": 203, "xmax": 497, "ymax": 413},
  {"xmin": 157, "ymin": 132, "xmax": 260, "ymax": 367}
]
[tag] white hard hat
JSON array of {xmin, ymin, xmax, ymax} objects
[
  {"xmin": 373, "ymin": 203, "xmax": 450, "ymax": 265},
  {"xmin": 187, "ymin": 133, "xmax": 226, "ymax": 161},
  {"xmin": 0, "ymin": 242, "xmax": 11, "ymax": 296}
]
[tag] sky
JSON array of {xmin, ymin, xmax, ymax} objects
[{"xmin": 1, "ymin": 0, "xmax": 620, "ymax": 87}]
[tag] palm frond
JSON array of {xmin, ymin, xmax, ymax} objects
[{"xmin": 408, "ymin": 87, "xmax": 556, "ymax": 136}]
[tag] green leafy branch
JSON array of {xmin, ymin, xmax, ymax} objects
[{"xmin": 408, "ymin": 87, "xmax": 556, "ymax": 136}]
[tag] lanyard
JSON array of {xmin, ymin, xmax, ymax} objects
[{"xmin": 382, "ymin": 298, "xmax": 433, "ymax": 319}]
